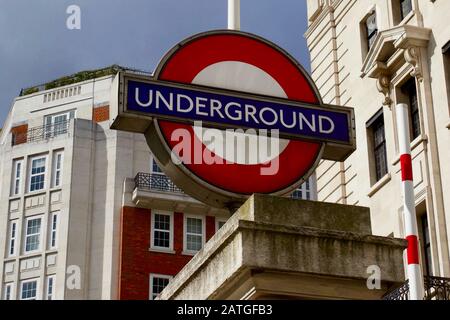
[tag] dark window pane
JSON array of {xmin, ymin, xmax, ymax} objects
[
  {"xmin": 152, "ymin": 277, "xmax": 170, "ymax": 299},
  {"xmin": 366, "ymin": 13, "xmax": 378, "ymax": 50},
  {"xmin": 400, "ymin": 0, "xmax": 413, "ymax": 20},
  {"xmin": 370, "ymin": 114, "xmax": 388, "ymax": 182},
  {"xmin": 421, "ymin": 214, "xmax": 433, "ymax": 276},
  {"xmin": 402, "ymin": 78, "xmax": 421, "ymax": 140}
]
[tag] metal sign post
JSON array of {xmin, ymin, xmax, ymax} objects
[
  {"xmin": 396, "ymin": 103, "xmax": 425, "ymax": 300},
  {"xmin": 228, "ymin": 0, "xmax": 240, "ymax": 30}
]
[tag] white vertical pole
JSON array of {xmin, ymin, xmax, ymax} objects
[
  {"xmin": 396, "ymin": 103, "xmax": 425, "ymax": 300},
  {"xmin": 228, "ymin": 0, "xmax": 240, "ymax": 30}
]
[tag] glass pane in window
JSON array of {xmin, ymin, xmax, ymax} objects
[
  {"xmin": 152, "ymin": 277, "xmax": 170, "ymax": 299},
  {"xmin": 187, "ymin": 218, "xmax": 202, "ymax": 235},
  {"xmin": 152, "ymin": 159, "xmax": 163, "ymax": 174},
  {"xmin": 21, "ymin": 281, "xmax": 37, "ymax": 300},
  {"xmin": 26, "ymin": 219, "xmax": 41, "ymax": 252},
  {"xmin": 186, "ymin": 234, "xmax": 202, "ymax": 251},
  {"xmin": 401, "ymin": 0, "xmax": 413, "ymax": 20},
  {"xmin": 366, "ymin": 13, "xmax": 377, "ymax": 35}
]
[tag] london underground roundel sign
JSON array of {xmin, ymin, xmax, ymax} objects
[{"xmin": 111, "ymin": 30, "xmax": 355, "ymax": 209}]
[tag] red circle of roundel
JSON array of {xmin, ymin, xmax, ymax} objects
[{"xmin": 156, "ymin": 33, "xmax": 322, "ymax": 195}]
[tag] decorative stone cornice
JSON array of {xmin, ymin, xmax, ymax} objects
[
  {"xmin": 361, "ymin": 25, "xmax": 431, "ymax": 79},
  {"xmin": 361, "ymin": 25, "xmax": 431, "ymax": 105}
]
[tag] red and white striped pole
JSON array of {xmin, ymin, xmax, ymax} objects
[{"xmin": 396, "ymin": 103, "xmax": 424, "ymax": 300}]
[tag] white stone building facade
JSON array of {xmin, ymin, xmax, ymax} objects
[{"xmin": 306, "ymin": 0, "xmax": 450, "ymax": 278}]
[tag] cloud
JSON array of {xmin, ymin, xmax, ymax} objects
[{"xmin": 0, "ymin": 0, "xmax": 310, "ymax": 126}]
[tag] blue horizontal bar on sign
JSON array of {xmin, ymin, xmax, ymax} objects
[{"xmin": 126, "ymin": 79, "xmax": 351, "ymax": 145}]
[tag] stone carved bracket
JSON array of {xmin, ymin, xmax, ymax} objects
[
  {"xmin": 376, "ymin": 74, "xmax": 392, "ymax": 106},
  {"xmin": 404, "ymin": 46, "xmax": 423, "ymax": 82}
]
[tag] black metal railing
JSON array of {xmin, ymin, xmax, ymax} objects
[
  {"xmin": 134, "ymin": 172, "xmax": 184, "ymax": 194},
  {"xmin": 12, "ymin": 121, "xmax": 70, "ymax": 146},
  {"xmin": 383, "ymin": 276, "xmax": 450, "ymax": 300},
  {"xmin": 424, "ymin": 276, "xmax": 450, "ymax": 300}
]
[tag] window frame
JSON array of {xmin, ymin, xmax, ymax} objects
[
  {"xmin": 20, "ymin": 278, "xmax": 39, "ymax": 300},
  {"xmin": 49, "ymin": 212, "xmax": 59, "ymax": 250},
  {"xmin": 8, "ymin": 220, "xmax": 18, "ymax": 257},
  {"xmin": 4, "ymin": 283, "xmax": 14, "ymax": 300},
  {"xmin": 367, "ymin": 110, "xmax": 389, "ymax": 184},
  {"xmin": 28, "ymin": 155, "xmax": 47, "ymax": 193},
  {"xmin": 372, "ymin": 118, "xmax": 388, "ymax": 182},
  {"xmin": 216, "ymin": 218, "xmax": 227, "ymax": 232},
  {"xmin": 183, "ymin": 214, "xmax": 205, "ymax": 255},
  {"xmin": 400, "ymin": 0, "xmax": 413, "ymax": 21},
  {"xmin": 149, "ymin": 273, "xmax": 173, "ymax": 300},
  {"xmin": 401, "ymin": 78, "xmax": 421, "ymax": 141},
  {"xmin": 46, "ymin": 275, "xmax": 56, "ymax": 300},
  {"xmin": 150, "ymin": 211, "xmax": 174, "ymax": 253},
  {"xmin": 52, "ymin": 151, "xmax": 64, "ymax": 188},
  {"xmin": 24, "ymin": 216, "xmax": 42, "ymax": 254},
  {"xmin": 44, "ymin": 110, "xmax": 75, "ymax": 138},
  {"xmin": 12, "ymin": 159, "xmax": 23, "ymax": 196},
  {"xmin": 365, "ymin": 11, "xmax": 378, "ymax": 51},
  {"xmin": 151, "ymin": 158, "xmax": 164, "ymax": 175},
  {"xmin": 421, "ymin": 214, "xmax": 433, "ymax": 276}
]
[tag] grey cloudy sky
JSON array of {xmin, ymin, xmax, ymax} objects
[{"xmin": 0, "ymin": 0, "xmax": 310, "ymax": 126}]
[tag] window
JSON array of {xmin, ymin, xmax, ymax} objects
[
  {"xmin": 29, "ymin": 156, "xmax": 46, "ymax": 192},
  {"xmin": 367, "ymin": 110, "xmax": 388, "ymax": 183},
  {"xmin": 151, "ymin": 211, "xmax": 173, "ymax": 251},
  {"xmin": 52, "ymin": 151, "xmax": 64, "ymax": 187},
  {"xmin": 216, "ymin": 219, "xmax": 227, "ymax": 232},
  {"xmin": 291, "ymin": 176, "xmax": 316, "ymax": 200},
  {"xmin": 8, "ymin": 221, "xmax": 17, "ymax": 256},
  {"xmin": 151, "ymin": 158, "xmax": 164, "ymax": 175},
  {"xmin": 12, "ymin": 159, "xmax": 23, "ymax": 195},
  {"xmin": 421, "ymin": 214, "xmax": 432, "ymax": 276},
  {"xmin": 20, "ymin": 279, "xmax": 38, "ymax": 300},
  {"xmin": 149, "ymin": 274, "xmax": 172, "ymax": 300},
  {"xmin": 44, "ymin": 110, "xmax": 75, "ymax": 138},
  {"xmin": 49, "ymin": 212, "xmax": 59, "ymax": 249},
  {"xmin": 4, "ymin": 283, "xmax": 14, "ymax": 300},
  {"xmin": 46, "ymin": 275, "xmax": 55, "ymax": 300},
  {"xmin": 25, "ymin": 217, "xmax": 42, "ymax": 253},
  {"xmin": 365, "ymin": 12, "xmax": 378, "ymax": 51},
  {"xmin": 400, "ymin": 0, "xmax": 413, "ymax": 21},
  {"xmin": 184, "ymin": 216, "xmax": 204, "ymax": 253},
  {"xmin": 401, "ymin": 78, "xmax": 421, "ymax": 140}
]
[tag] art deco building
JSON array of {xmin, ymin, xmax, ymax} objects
[{"xmin": 306, "ymin": 0, "xmax": 450, "ymax": 282}]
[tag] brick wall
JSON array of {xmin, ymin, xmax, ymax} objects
[
  {"xmin": 93, "ymin": 105, "xmax": 110, "ymax": 123},
  {"xmin": 11, "ymin": 124, "xmax": 28, "ymax": 146},
  {"xmin": 119, "ymin": 206, "xmax": 218, "ymax": 300}
]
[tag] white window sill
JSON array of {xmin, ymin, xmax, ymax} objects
[
  {"xmin": 182, "ymin": 250, "xmax": 199, "ymax": 256},
  {"xmin": 367, "ymin": 173, "xmax": 391, "ymax": 198},
  {"xmin": 21, "ymin": 251, "xmax": 42, "ymax": 258},
  {"xmin": 149, "ymin": 247, "xmax": 175, "ymax": 255},
  {"xmin": 25, "ymin": 190, "xmax": 47, "ymax": 197}
]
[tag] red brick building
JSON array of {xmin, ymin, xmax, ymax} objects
[{"xmin": 118, "ymin": 204, "xmax": 222, "ymax": 300}]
